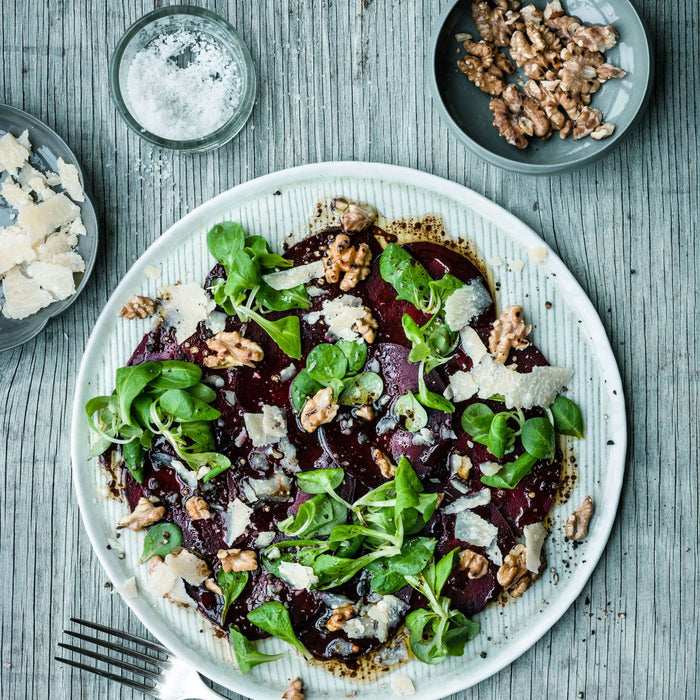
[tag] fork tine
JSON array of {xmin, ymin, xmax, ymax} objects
[
  {"xmin": 70, "ymin": 618, "xmax": 168, "ymax": 654},
  {"xmin": 54, "ymin": 655, "xmax": 158, "ymax": 696},
  {"xmin": 64, "ymin": 630, "xmax": 164, "ymax": 666},
  {"xmin": 57, "ymin": 642, "xmax": 162, "ymax": 679}
]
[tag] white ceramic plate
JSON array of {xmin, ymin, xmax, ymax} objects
[{"xmin": 71, "ymin": 162, "xmax": 626, "ymax": 699}]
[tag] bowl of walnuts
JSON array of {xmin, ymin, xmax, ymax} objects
[{"xmin": 429, "ymin": 0, "xmax": 653, "ymax": 175}]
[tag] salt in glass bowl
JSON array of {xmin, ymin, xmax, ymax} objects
[{"xmin": 110, "ymin": 5, "xmax": 256, "ymax": 153}]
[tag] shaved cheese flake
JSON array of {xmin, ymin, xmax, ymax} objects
[
  {"xmin": 390, "ymin": 674, "xmax": 416, "ymax": 696},
  {"xmin": 158, "ymin": 282, "xmax": 215, "ymax": 343},
  {"xmin": 17, "ymin": 192, "xmax": 79, "ymax": 244},
  {"xmin": 26, "ymin": 261, "xmax": 76, "ymax": 300},
  {"xmin": 479, "ymin": 461, "xmax": 502, "ymax": 476},
  {"xmin": 485, "ymin": 539, "xmax": 503, "ymax": 566},
  {"xmin": 454, "ymin": 509, "xmax": 499, "ymax": 548},
  {"xmin": 0, "ymin": 132, "xmax": 30, "ymax": 173},
  {"xmin": 1, "ymin": 178, "xmax": 32, "ymax": 208},
  {"xmin": 56, "ymin": 157, "xmax": 85, "ymax": 202},
  {"xmin": 1, "ymin": 268, "xmax": 52, "ymax": 319},
  {"xmin": 243, "ymin": 405, "xmax": 287, "ymax": 447},
  {"xmin": 0, "ymin": 227, "xmax": 36, "ymax": 275},
  {"xmin": 263, "ymin": 259, "xmax": 324, "ymax": 290},
  {"xmin": 277, "ymin": 561, "xmax": 318, "ymax": 590},
  {"xmin": 306, "ymin": 294, "xmax": 366, "ymax": 341},
  {"xmin": 460, "ymin": 327, "xmax": 488, "ymax": 364},
  {"xmin": 164, "ymin": 548, "xmax": 210, "ymax": 585},
  {"xmin": 169, "ymin": 459, "xmax": 198, "ymax": 489},
  {"xmin": 444, "ymin": 280, "xmax": 492, "ymax": 332},
  {"xmin": 506, "ymin": 365, "xmax": 574, "ymax": 410},
  {"xmin": 442, "ymin": 488, "xmax": 491, "ymax": 514},
  {"xmin": 523, "ymin": 522, "xmax": 547, "ymax": 573},
  {"xmin": 529, "ymin": 246, "xmax": 548, "ymax": 263},
  {"xmin": 445, "ymin": 370, "xmax": 478, "ymax": 402},
  {"xmin": 224, "ymin": 498, "xmax": 253, "ymax": 545}
]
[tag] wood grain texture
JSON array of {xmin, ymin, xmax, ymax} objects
[{"xmin": 0, "ymin": 0, "xmax": 697, "ymax": 698}]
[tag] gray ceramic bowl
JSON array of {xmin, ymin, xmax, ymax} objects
[
  {"xmin": 430, "ymin": 0, "xmax": 653, "ymax": 174},
  {"xmin": 0, "ymin": 104, "xmax": 99, "ymax": 351}
]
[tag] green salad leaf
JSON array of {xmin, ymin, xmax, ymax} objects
[
  {"xmin": 139, "ymin": 523, "xmax": 183, "ymax": 563},
  {"xmin": 229, "ymin": 626, "xmax": 285, "ymax": 674},
  {"xmin": 247, "ymin": 602, "xmax": 311, "ymax": 659}
]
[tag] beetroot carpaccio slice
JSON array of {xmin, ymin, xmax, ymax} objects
[{"xmin": 107, "ymin": 215, "xmax": 566, "ymax": 666}]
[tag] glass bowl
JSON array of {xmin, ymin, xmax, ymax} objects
[{"xmin": 110, "ymin": 5, "xmax": 256, "ymax": 152}]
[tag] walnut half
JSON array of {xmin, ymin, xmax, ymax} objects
[
  {"xmin": 333, "ymin": 198, "xmax": 378, "ymax": 233},
  {"xmin": 217, "ymin": 548, "xmax": 258, "ymax": 573},
  {"xmin": 300, "ymin": 387, "xmax": 339, "ymax": 433},
  {"xmin": 459, "ymin": 548, "xmax": 489, "ymax": 579},
  {"xmin": 489, "ymin": 305, "xmax": 531, "ymax": 363},
  {"xmin": 117, "ymin": 497, "xmax": 165, "ymax": 531},
  {"xmin": 204, "ymin": 331, "xmax": 263, "ymax": 369},
  {"xmin": 119, "ymin": 295, "xmax": 156, "ymax": 320},
  {"xmin": 372, "ymin": 447, "xmax": 396, "ymax": 479},
  {"xmin": 185, "ymin": 496, "xmax": 211, "ymax": 521},
  {"xmin": 283, "ymin": 678, "xmax": 304, "ymax": 700},
  {"xmin": 353, "ymin": 306, "xmax": 378, "ymax": 344},
  {"xmin": 322, "ymin": 234, "xmax": 372, "ymax": 291},
  {"xmin": 497, "ymin": 543, "xmax": 541, "ymax": 597},
  {"xmin": 565, "ymin": 496, "xmax": 594, "ymax": 540},
  {"xmin": 326, "ymin": 604, "xmax": 356, "ymax": 631}
]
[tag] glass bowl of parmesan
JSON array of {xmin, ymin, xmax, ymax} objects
[{"xmin": 110, "ymin": 5, "xmax": 256, "ymax": 152}]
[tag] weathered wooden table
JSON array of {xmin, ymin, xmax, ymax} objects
[{"xmin": 1, "ymin": 1, "xmax": 697, "ymax": 698}]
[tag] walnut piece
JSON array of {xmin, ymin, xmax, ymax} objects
[
  {"xmin": 501, "ymin": 84, "xmax": 550, "ymax": 138},
  {"xmin": 354, "ymin": 405, "xmax": 374, "ymax": 421},
  {"xmin": 453, "ymin": 453, "xmax": 473, "ymax": 480},
  {"xmin": 217, "ymin": 548, "xmax": 258, "ymax": 573},
  {"xmin": 565, "ymin": 496, "xmax": 594, "ymax": 540},
  {"xmin": 283, "ymin": 678, "xmax": 304, "ymax": 700},
  {"xmin": 300, "ymin": 387, "xmax": 339, "ymax": 433},
  {"xmin": 117, "ymin": 497, "xmax": 165, "ymax": 531},
  {"xmin": 372, "ymin": 447, "xmax": 396, "ymax": 479},
  {"xmin": 489, "ymin": 97, "xmax": 533, "ymax": 149},
  {"xmin": 204, "ymin": 331, "xmax": 263, "ymax": 369},
  {"xmin": 573, "ymin": 106, "xmax": 603, "ymax": 139},
  {"xmin": 497, "ymin": 543, "xmax": 540, "ymax": 597},
  {"xmin": 323, "ymin": 234, "xmax": 372, "ymax": 291},
  {"xmin": 333, "ymin": 198, "xmax": 378, "ymax": 233},
  {"xmin": 489, "ymin": 305, "xmax": 532, "ymax": 363},
  {"xmin": 185, "ymin": 496, "xmax": 211, "ymax": 521},
  {"xmin": 119, "ymin": 295, "xmax": 156, "ymax": 320},
  {"xmin": 326, "ymin": 604, "xmax": 356, "ymax": 631},
  {"xmin": 459, "ymin": 549, "xmax": 489, "ymax": 579},
  {"xmin": 458, "ymin": 36, "xmax": 515, "ymax": 96},
  {"xmin": 572, "ymin": 24, "xmax": 618, "ymax": 52},
  {"xmin": 204, "ymin": 577, "xmax": 223, "ymax": 595},
  {"xmin": 471, "ymin": 0, "xmax": 524, "ymax": 48},
  {"xmin": 353, "ymin": 306, "xmax": 378, "ymax": 344},
  {"xmin": 510, "ymin": 23, "xmax": 562, "ymax": 80}
]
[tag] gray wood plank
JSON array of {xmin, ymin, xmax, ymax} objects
[{"xmin": 0, "ymin": 0, "xmax": 698, "ymax": 698}]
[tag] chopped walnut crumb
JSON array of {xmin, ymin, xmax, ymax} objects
[
  {"xmin": 217, "ymin": 548, "xmax": 258, "ymax": 573},
  {"xmin": 300, "ymin": 387, "xmax": 339, "ymax": 433},
  {"xmin": 204, "ymin": 577, "xmax": 223, "ymax": 595},
  {"xmin": 283, "ymin": 677, "xmax": 304, "ymax": 700},
  {"xmin": 354, "ymin": 405, "xmax": 374, "ymax": 421},
  {"xmin": 119, "ymin": 295, "xmax": 156, "ymax": 320},
  {"xmin": 372, "ymin": 447, "xmax": 396, "ymax": 479},
  {"xmin": 497, "ymin": 543, "xmax": 541, "ymax": 597},
  {"xmin": 353, "ymin": 306, "xmax": 378, "ymax": 343},
  {"xmin": 501, "ymin": 84, "xmax": 550, "ymax": 138},
  {"xmin": 326, "ymin": 604, "xmax": 356, "ymax": 631},
  {"xmin": 322, "ymin": 234, "xmax": 372, "ymax": 291},
  {"xmin": 117, "ymin": 497, "xmax": 165, "ymax": 531},
  {"xmin": 459, "ymin": 548, "xmax": 489, "ymax": 579},
  {"xmin": 572, "ymin": 106, "xmax": 603, "ymax": 139},
  {"xmin": 565, "ymin": 496, "xmax": 594, "ymax": 540},
  {"xmin": 203, "ymin": 331, "xmax": 263, "ymax": 369},
  {"xmin": 489, "ymin": 305, "xmax": 531, "ymax": 363},
  {"xmin": 185, "ymin": 496, "xmax": 211, "ymax": 521},
  {"xmin": 333, "ymin": 198, "xmax": 378, "ymax": 233},
  {"xmin": 453, "ymin": 453, "xmax": 473, "ymax": 480}
]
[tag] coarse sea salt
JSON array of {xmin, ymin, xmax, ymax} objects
[{"xmin": 126, "ymin": 29, "xmax": 243, "ymax": 141}]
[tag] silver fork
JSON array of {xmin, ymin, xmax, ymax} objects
[{"xmin": 55, "ymin": 618, "xmax": 227, "ymax": 700}]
